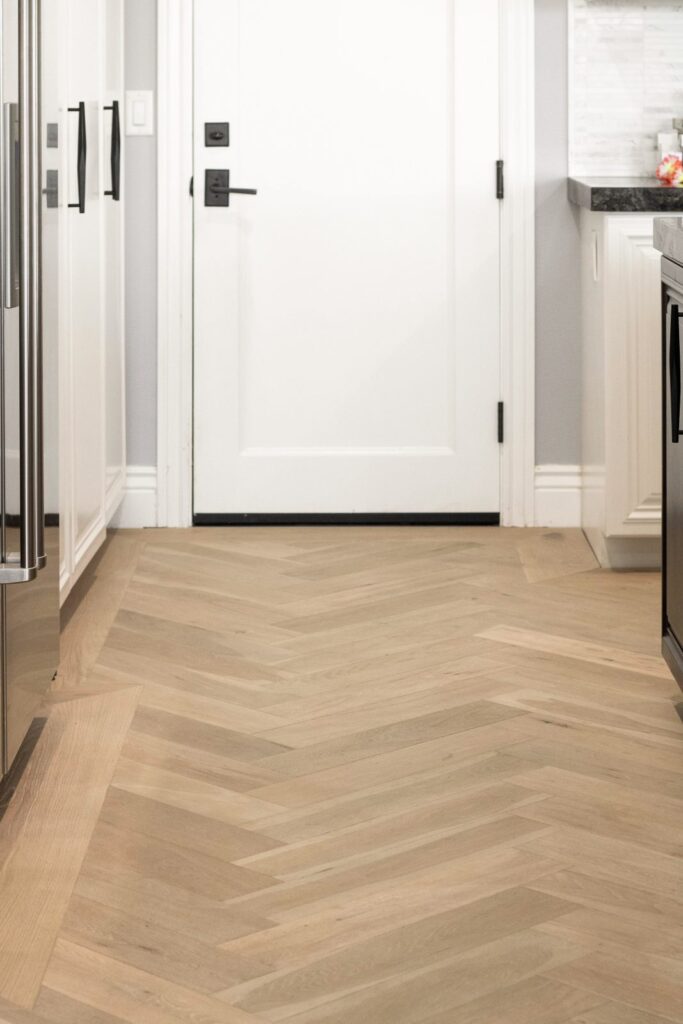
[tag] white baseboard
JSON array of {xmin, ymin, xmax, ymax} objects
[
  {"xmin": 534, "ymin": 464, "xmax": 582, "ymax": 528},
  {"xmin": 110, "ymin": 466, "xmax": 158, "ymax": 529}
]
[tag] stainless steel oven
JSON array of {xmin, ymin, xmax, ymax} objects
[{"xmin": 662, "ymin": 255, "xmax": 683, "ymax": 688}]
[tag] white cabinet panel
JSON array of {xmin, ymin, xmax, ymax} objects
[
  {"xmin": 605, "ymin": 220, "xmax": 662, "ymax": 536},
  {"xmin": 581, "ymin": 211, "xmax": 662, "ymax": 570}
]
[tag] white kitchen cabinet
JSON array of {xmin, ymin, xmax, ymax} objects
[
  {"xmin": 581, "ymin": 210, "xmax": 662, "ymax": 569},
  {"xmin": 59, "ymin": 0, "xmax": 126, "ymax": 602}
]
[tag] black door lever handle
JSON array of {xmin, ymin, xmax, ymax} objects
[
  {"xmin": 210, "ymin": 186, "xmax": 258, "ymax": 196},
  {"xmin": 205, "ymin": 169, "xmax": 258, "ymax": 207}
]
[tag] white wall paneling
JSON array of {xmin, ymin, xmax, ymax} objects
[{"xmin": 158, "ymin": 0, "xmax": 536, "ymax": 527}]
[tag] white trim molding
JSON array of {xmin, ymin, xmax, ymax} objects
[
  {"xmin": 535, "ymin": 465, "xmax": 582, "ymax": 528},
  {"xmin": 157, "ymin": 0, "xmax": 194, "ymax": 527},
  {"xmin": 157, "ymin": 0, "xmax": 536, "ymax": 528},
  {"xmin": 500, "ymin": 0, "xmax": 536, "ymax": 527},
  {"xmin": 110, "ymin": 466, "xmax": 159, "ymax": 529}
]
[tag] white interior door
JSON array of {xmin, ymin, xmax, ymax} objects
[{"xmin": 194, "ymin": 0, "xmax": 502, "ymax": 519}]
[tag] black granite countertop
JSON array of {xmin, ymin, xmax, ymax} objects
[
  {"xmin": 654, "ymin": 217, "xmax": 683, "ymax": 264},
  {"xmin": 568, "ymin": 177, "xmax": 683, "ymax": 213}
]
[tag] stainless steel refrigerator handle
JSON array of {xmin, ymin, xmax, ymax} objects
[
  {"xmin": 31, "ymin": 0, "xmax": 45, "ymax": 569},
  {"xmin": 0, "ymin": 0, "xmax": 39, "ymax": 584},
  {"xmin": 3, "ymin": 103, "xmax": 19, "ymax": 310}
]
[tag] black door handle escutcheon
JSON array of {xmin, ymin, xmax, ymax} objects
[{"xmin": 205, "ymin": 169, "xmax": 258, "ymax": 207}]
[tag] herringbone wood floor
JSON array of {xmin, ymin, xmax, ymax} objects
[{"xmin": 0, "ymin": 527, "xmax": 681, "ymax": 1023}]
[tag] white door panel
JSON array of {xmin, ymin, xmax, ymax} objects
[{"xmin": 194, "ymin": 0, "xmax": 501, "ymax": 515}]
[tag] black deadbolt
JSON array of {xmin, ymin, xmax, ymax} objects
[{"xmin": 205, "ymin": 122, "xmax": 230, "ymax": 148}]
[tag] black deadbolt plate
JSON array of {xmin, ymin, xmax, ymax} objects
[
  {"xmin": 205, "ymin": 169, "xmax": 230, "ymax": 207},
  {"xmin": 205, "ymin": 122, "xmax": 230, "ymax": 147}
]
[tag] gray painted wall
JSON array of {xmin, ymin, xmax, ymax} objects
[
  {"xmin": 535, "ymin": 0, "xmax": 581, "ymax": 466},
  {"xmin": 123, "ymin": 1, "xmax": 579, "ymax": 472},
  {"xmin": 125, "ymin": 0, "xmax": 157, "ymax": 466}
]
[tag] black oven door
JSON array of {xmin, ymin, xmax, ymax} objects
[{"xmin": 666, "ymin": 295, "xmax": 683, "ymax": 649}]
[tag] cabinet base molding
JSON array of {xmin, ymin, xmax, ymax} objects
[
  {"xmin": 534, "ymin": 465, "xmax": 582, "ymax": 527},
  {"xmin": 110, "ymin": 467, "xmax": 158, "ymax": 529},
  {"xmin": 60, "ymin": 519, "xmax": 107, "ymax": 604},
  {"xmin": 584, "ymin": 526, "xmax": 661, "ymax": 571},
  {"xmin": 105, "ymin": 467, "xmax": 126, "ymax": 524}
]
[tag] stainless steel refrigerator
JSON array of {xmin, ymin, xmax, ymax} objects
[{"xmin": 0, "ymin": 0, "xmax": 59, "ymax": 783}]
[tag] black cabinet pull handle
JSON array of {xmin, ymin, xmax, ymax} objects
[
  {"xmin": 68, "ymin": 102, "xmax": 86, "ymax": 213},
  {"xmin": 670, "ymin": 304, "xmax": 683, "ymax": 444},
  {"xmin": 104, "ymin": 100, "xmax": 121, "ymax": 201}
]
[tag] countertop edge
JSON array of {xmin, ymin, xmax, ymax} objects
[
  {"xmin": 654, "ymin": 217, "xmax": 683, "ymax": 264},
  {"xmin": 568, "ymin": 177, "xmax": 683, "ymax": 214}
]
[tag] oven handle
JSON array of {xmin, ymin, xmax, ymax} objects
[{"xmin": 671, "ymin": 304, "xmax": 683, "ymax": 444}]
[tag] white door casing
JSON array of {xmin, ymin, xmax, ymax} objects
[
  {"xmin": 103, "ymin": 0, "xmax": 126, "ymax": 521},
  {"xmin": 193, "ymin": 0, "xmax": 503, "ymax": 518},
  {"xmin": 157, "ymin": 0, "xmax": 536, "ymax": 527}
]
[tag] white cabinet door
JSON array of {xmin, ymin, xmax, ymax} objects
[
  {"xmin": 61, "ymin": 0, "xmax": 106, "ymax": 595},
  {"xmin": 194, "ymin": 0, "xmax": 502, "ymax": 518},
  {"xmin": 581, "ymin": 211, "xmax": 662, "ymax": 570},
  {"xmin": 604, "ymin": 217, "xmax": 662, "ymax": 538}
]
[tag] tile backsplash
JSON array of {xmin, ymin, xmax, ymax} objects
[{"xmin": 571, "ymin": 0, "xmax": 683, "ymax": 176}]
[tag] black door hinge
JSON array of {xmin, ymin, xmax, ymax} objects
[
  {"xmin": 498, "ymin": 402, "xmax": 505, "ymax": 444},
  {"xmin": 496, "ymin": 160, "xmax": 504, "ymax": 200},
  {"xmin": 190, "ymin": 176, "xmax": 194, "ymax": 197}
]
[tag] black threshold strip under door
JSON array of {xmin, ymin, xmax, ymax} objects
[{"xmin": 193, "ymin": 513, "xmax": 501, "ymax": 527}]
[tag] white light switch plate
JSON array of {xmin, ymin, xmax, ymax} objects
[{"xmin": 125, "ymin": 90, "xmax": 154, "ymax": 136}]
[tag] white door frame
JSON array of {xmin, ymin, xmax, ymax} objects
[{"xmin": 156, "ymin": 0, "xmax": 536, "ymax": 528}]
